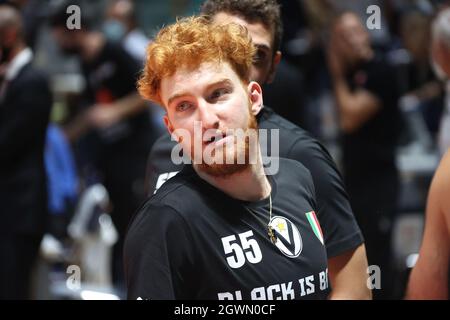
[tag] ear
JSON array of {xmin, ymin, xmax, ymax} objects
[
  {"xmin": 247, "ymin": 81, "xmax": 263, "ymax": 116},
  {"xmin": 164, "ymin": 114, "xmax": 182, "ymax": 143},
  {"xmin": 266, "ymin": 50, "xmax": 281, "ymax": 84},
  {"xmin": 163, "ymin": 114, "xmax": 174, "ymax": 135}
]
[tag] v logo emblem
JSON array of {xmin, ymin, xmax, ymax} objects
[
  {"xmin": 274, "ymin": 222, "xmax": 295, "ymax": 250},
  {"xmin": 269, "ymin": 216, "xmax": 303, "ymax": 258}
]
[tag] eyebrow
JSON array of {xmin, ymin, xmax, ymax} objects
[{"xmin": 167, "ymin": 79, "xmax": 233, "ymax": 106}]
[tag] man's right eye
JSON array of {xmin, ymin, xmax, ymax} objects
[{"xmin": 176, "ymin": 102, "xmax": 192, "ymax": 112}]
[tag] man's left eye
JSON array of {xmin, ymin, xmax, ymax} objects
[{"xmin": 253, "ymin": 50, "xmax": 267, "ymax": 65}]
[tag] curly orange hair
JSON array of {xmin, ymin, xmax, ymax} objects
[{"xmin": 137, "ymin": 16, "xmax": 256, "ymax": 106}]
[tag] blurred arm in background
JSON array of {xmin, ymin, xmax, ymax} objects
[{"xmin": 406, "ymin": 149, "xmax": 450, "ymax": 299}]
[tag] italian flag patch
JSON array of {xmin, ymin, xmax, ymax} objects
[{"xmin": 305, "ymin": 211, "xmax": 324, "ymax": 245}]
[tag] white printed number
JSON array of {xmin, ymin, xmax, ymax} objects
[{"xmin": 221, "ymin": 231, "xmax": 262, "ymax": 269}]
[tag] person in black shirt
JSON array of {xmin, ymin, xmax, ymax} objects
[
  {"xmin": 126, "ymin": 16, "xmax": 330, "ymax": 300},
  {"xmin": 328, "ymin": 12, "xmax": 402, "ymax": 299},
  {"xmin": 145, "ymin": 0, "xmax": 370, "ymax": 299},
  {"xmin": 128, "ymin": 158, "xmax": 331, "ymax": 299}
]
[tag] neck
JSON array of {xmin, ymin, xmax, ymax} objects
[{"xmin": 194, "ymin": 148, "xmax": 271, "ymax": 202}]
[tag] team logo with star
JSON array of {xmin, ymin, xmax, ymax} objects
[{"xmin": 268, "ymin": 216, "xmax": 303, "ymax": 258}]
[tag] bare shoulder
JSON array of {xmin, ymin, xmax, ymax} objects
[{"xmin": 405, "ymin": 150, "xmax": 450, "ymax": 299}]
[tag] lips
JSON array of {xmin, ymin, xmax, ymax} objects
[
  {"xmin": 211, "ymin": 135, "xmax": 234, "ymax": 148},
  {"xmin": 202, "ymin": 131, "xmax": 235, "ymax": 149},
  {"xmin": 203, "ymin": 130, "xmax": 226, "ymax": 145}
]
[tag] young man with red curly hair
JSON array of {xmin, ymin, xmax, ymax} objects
[{"xmin": 124, "ymin": 16, "xmax": 330, "ymax": 300}]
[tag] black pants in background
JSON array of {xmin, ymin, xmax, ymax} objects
[
  {"xmin": 0, "ymin": 234, "xmax": 42, "ymax": 299},
  {"xmin": 346, "ymin": 169, "xmax": 399, "ymax": 300}
]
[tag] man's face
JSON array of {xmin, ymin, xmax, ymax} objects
[
  {"xmin": 335, "ymin": 13, "xmax": 372, "ymax": 64},
  {"xmin": 160, "ymin": 61, "xmax": 263, "ymax": 177},
  {"xmin": 212, "ymin": 12, "xmax": 280, "ymax": 85}
]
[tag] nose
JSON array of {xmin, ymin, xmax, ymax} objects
[{"xmin": 197, "ymin": 99, "xmax": 219, "ymax": 130}]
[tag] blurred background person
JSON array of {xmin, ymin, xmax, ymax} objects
[
  {"xmin": 48, "ymin": 0, "xmax": 157, "ymax": 291},
  {"xmin": 0, "ymin": 4, "xmax": 52, "ymax": 299},
  {"xmin": 103, "ymin": 0, "xmax": 149, "ymax": 62},
  {"xmin": 0, "ymin": 0, "xmax": 48, "ymax": 50},
  {"xmin": 328, "ymin": 11, "xmax": 402, "ymax": 299},
  {"xmin": 397, "ymin": 7, "xmax": 445, "ymax": 146},
  {"xmin": 328, "ymin": 0, "xmax": 392, "ymax": 49},
  {"xmin": 103, "ymin": 0, "xmax": 165, "ymax": 135}
]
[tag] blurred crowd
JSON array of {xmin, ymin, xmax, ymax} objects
[{"xmin": 0, "ymin": 0, "xmax": 449, "ymax": 299}]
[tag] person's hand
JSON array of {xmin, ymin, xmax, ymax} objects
[{"xmin": 87, "ymin": 104, "xmax": 122, "ymax": 129}]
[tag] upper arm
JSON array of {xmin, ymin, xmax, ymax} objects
[
  {"xmin": 328, "ymin": 244, "xmax": 371, "ymax": 300},
  {"xmin": 406, "ymin": 152, "xmax": 450, "ymax": 299},
  {"xmin": 124, "ymin": 204, "xmax": 194, "ymax": 300},
  {"xmin": 288, "ymin": 138, "xmax": 368, "ymax": 297}
]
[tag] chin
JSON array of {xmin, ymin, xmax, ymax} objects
[
  {"xmin": 198, "ymin": 162, "xmax": 249, "ymax": 177},
  {"xmin": 198, "ymin": 145, "xmax": 251, "ymax": 177}
]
